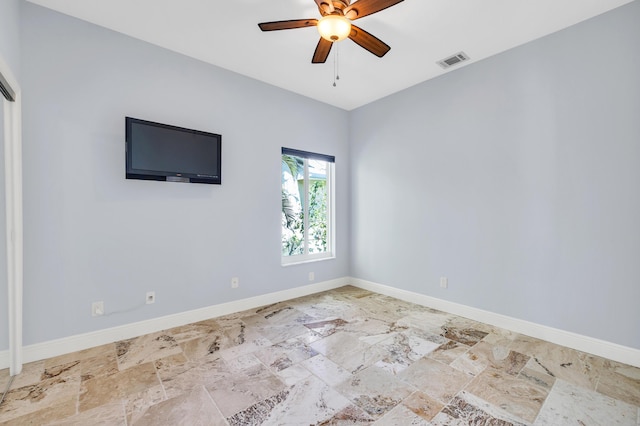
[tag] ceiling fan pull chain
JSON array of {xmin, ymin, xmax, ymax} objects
[
  {"xmin": 333, "ymin": 43, "xmax": 337, "ymax": 87},
  {"xmin": 333, "ymin": 43, "xmax": 340, "ymax": 87},
  {"xmin": 336, "ymin": 42, "xmax": 341, "ymax": 81}
]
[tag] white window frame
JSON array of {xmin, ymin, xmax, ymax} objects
[{"xmin": 281, "ymin": 148, "xmax": 335, "ymax": 266}]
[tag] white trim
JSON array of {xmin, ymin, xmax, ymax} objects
[
  {"xmin": 0, "ymin": 351, "xmax": 8, "ymax": 370},
  {"xmin": 350, "ymin": 278, "xmax": 640, "ymax": 368},
  {"xmin": 0, "ymin": 278, "xmax": 348, "ymax": 368},
  {"xmin": 328, "ymin": 161, "xmax": 336, "ymax": 261},
  {"xmin": 1, "ymin": 276, "xmax": 638, "ymax": 370},
  {"xmin": 281, "ymin": 255, "xmax": 336, "ymax": 267},
  {"xmin": 1, "ymin": 54, "xmax": 23, "ymax": 377}
]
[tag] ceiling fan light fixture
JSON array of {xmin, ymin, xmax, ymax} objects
[{"xmin": 317, "ymin": 14, "xmax": 352, "ymax": 42}]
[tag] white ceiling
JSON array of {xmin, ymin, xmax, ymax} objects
[{"xmin": 26, "ymin": 0, "xmax": 635, "ymax": 110}]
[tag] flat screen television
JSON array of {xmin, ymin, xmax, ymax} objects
[{"xmin": 125, "ymin": 117, "xmax": 221, "ymax": 184}]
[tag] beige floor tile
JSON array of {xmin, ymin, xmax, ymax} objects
[
  {"xmin": 517, "ymin": 367, "xmax": 556, "ymax": 390},
  {"xmin": 302, "ymin": 354, "xmax": 351, "ymax": 387},
  {"xmin": 2, "ymin": 286, "xmax": 636, "ymax": 425},
  {"xmin": 79, "ymin": 362, "xmax": 159, "ymax": 412},
  {"xmin": 303, "ymin": 318, "xmax": 349, "ymax": 337},
  {"xmin": 595, "ymin": 358, "xmax": 640, "ymax": 407},
  {"xmin": 320, "ymin": 404, "xmax": 375, "ymax": 425},
  {"xmin": 398, "ymin": 357, "xmax": 473, "ymax": 405},
  {"xmin": 466, "ymin": 366, "xmax": 549, "ymax": 423},
  {"xmin": 0, "ymin": 395, "xmax": 77, "ymax": 426},
  {"xmin": 336, "ymin": 365, "xmax": 416, "ymax": 418},
  {"xmin": 275, "ymin": 363, "xmax": 313, "ymax": 386},
  {"xmin": 535, "ymin": 379, "xmax": 637, "ymax": 425},
  {"xmin": 0, "ymin": 368, "xmax": 9, "ymax": 389},
  {"xmin": 395, "ymin": 310, "xmax": 455, "ymax": 335},
  {"xmin": 441, "ymin": 324, "xmax": 489, "ymax": 346},
  {"xmin": 79, "ymin": 351, "xmax": 119, "ymax": 382},
  {"xmin": 450, "ymin": 341, "xmax": 529, "ymax": 377},
  {"xmin": 124, "ymin": 384, "xmax": 166, "ymax": 424},
  {"xmin": 373, "ymin": 403, "xmax": 430, "ymax": 425},
  {"xmin": 7, "ymin": 360, "xmax": 45, "ymax": 389},
  {"xmin": 48, "ymin": 402, "xmax": 127, "ymax": 426},
  {"xmin": 427, "ymin": 339, "xmax": 470, "ymax": 365},
  {"xmin": 310, "ymin": 330, "xmax": 389, "ymax": 375},
  {"xmin": 511, "ymin": 335, "xmax": 600, "ymax": 390},
  {"xmin": 131, "ymin": 386, "xmax": 225, "ymax": 426},
  {"xmin": 0, "ymin": 373, "xmax": 81, "ymax": 423},
  {"xmin": 206, "ymin": 361, "xmax": 286, "ymax": 418},
  {"xmin": 116, "ymin": 332, "xmax": 182, "ymax": 371},
  {"xmin": 374, "ymin": 331, "xmax": 441, "ymax": 375},
  {"xmin": 217, "ymin": 319, "xmax": 274, "ymax": 361},
  {"xmin": 44, "ymin": 343, "xmax": 115, "ymax": 371},
  {"xmin": 179, "ymin": 328, "xmax": 234, "ymax": 362},
  {"xmin": 164, "ymin": 319, "xmax": 221, "ymax": 343},
  {"xmin": 431, "ymin": 390, "xmax": 527, "ymax": 425},
  {"xmin": 241, "ymin": 375, "xmax": 355, "ymax": 425},
  {"xmin": 401, "ymin": 391, "xmax": 445, "ymax": 422},
  {"xmin": 254, "ymin": 338, "xmax": 318, "ymax": 372},
  {"xmin": 154, "ymin": 353, "xmax": 226, "ymax": 399},
  {"xmin": 331, "ymin": 285, "xmax": 376, "ymax": 298}
]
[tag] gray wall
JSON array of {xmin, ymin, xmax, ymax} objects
[
  {"xmin": 0, "ymin": 0, "xmax": 21, "ymax": 77},
  {"xmin": 0, "ymin": 0, "xmax": 21, "ymax": 354},
  {"xmin": 20, "ymin": 3, "xmax": 350, "ymax": 345},
  {"xmin": 13, "ymin": 1, "xmax": 640, "ymax": 351},
  {"xmin": 350, "ymin": 1, "xmax": 640, "ymax": 350}
]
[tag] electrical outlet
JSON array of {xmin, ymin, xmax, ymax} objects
[
  {"xmin": 308, "ymin": 272, "xmax": 315, "ymax": 282},
  {"xmin": 231, "ymin": 277, "xmax": 239, "ymax": 288},
  {"xmin": 146, "ymin": 291, "xmax": 155, "ymax": 304},
  {"xmin": 92, "ymin": 301, "xmax": 104, "ymax": 317},
  {"xmin": 440, "ymin": 277, "xmax": 448, "ymax": 289}
]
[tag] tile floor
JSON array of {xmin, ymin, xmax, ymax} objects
[{"xmin": 1, "ymin": 286, "xmax": 639, "ymax": 425}]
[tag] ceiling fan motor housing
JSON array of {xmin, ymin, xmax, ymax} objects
[
  {"xmin": 318, "ymin": 14, "xmax": 352, "ymax": 41},
  {"xmin": 332, "ymin": 0, "xmax": 351, "ymax": 10}
]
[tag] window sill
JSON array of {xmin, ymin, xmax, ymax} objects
[{"xmin": 281, "ymin": 255, "xmax": 335, "ymax": 267}]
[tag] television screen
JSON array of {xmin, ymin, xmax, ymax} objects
[{"xmin": 126, "ymin": 117, "xmax": 221, "ymax": 184}]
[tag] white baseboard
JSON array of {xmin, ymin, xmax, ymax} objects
[
  {"xmin": 0, "ymin": 277, "xmax": 348, "ymax": 370},
  {"xmin": 0, "ymin": 351, "xmax": 8, "ymax": 371},
  {"xmin": 350, "ymin": 278, "xmax": 640, "ymax": 368},
  {"xmin": 2, "ymin": 276, "xmax": 638, "ymax": 371}
]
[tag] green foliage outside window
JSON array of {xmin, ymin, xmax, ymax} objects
[
  {"xmin": 281, "ymin": 154, "xmax": 328, "ymax": 256},
  {"xmin": 308, "ymin": 179, "xmax": 327, "ymax": 253}
]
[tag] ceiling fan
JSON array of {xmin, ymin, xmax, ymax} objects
[{"xmin": 258, "ymin": 0, "xmax": 404, "ymax": 64}]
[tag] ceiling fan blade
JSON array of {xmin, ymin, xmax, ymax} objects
[
  {"xmin": 313, "ymin": 0, "xmax": 334, "ymax": 15},
  {"xmin": 348, "ymin": 25, "xmax": 390, "ymax": 57},
  {"xmin": 344, "ymin": 0, "xmax": 404, "ymax": 20},
  {"xmin": 312, "ymin": 38, "xmax": 333, "ymax": 63},
  {"xmin": 258, "ymin": 19, "xmax": 318, "ymax": 31}
]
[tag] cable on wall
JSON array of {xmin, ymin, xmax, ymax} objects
[{"xmin": 0, "ymin": 376, "xmax": 15, "ymax": 407}]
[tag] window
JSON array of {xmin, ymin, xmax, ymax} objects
[{"xmin": 281, "ymin": 148, "xmax": 335, "ymax": 265}]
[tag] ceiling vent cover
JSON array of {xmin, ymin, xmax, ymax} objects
[{"xmin": 437, "ymin": 51, "xmax": 470, "ymax": 69}]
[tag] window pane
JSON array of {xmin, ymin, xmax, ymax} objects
[
  {"xmin": 282, "ymin": 154, "xmax": 304, "ymax": 256},
  {"xmin": 281, "ymin": 148, "xmax": 333, "ymax": 264},
  {"xmin": 308, "ymin": 160, "xmax": 328, "ymax": 254}
]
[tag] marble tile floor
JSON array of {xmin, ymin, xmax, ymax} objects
[{"xmin": 1, "ymin": 285, "xmax": 639, "ymax": 425}]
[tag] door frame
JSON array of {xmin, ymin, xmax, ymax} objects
[{"xmin": 1, "ymin": 54, "xmax": 23, "ymax": 376}]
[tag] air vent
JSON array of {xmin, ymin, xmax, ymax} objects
[{"xmin": 437, "ymin": 51, "xmax": 470, "ymax": 70}]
